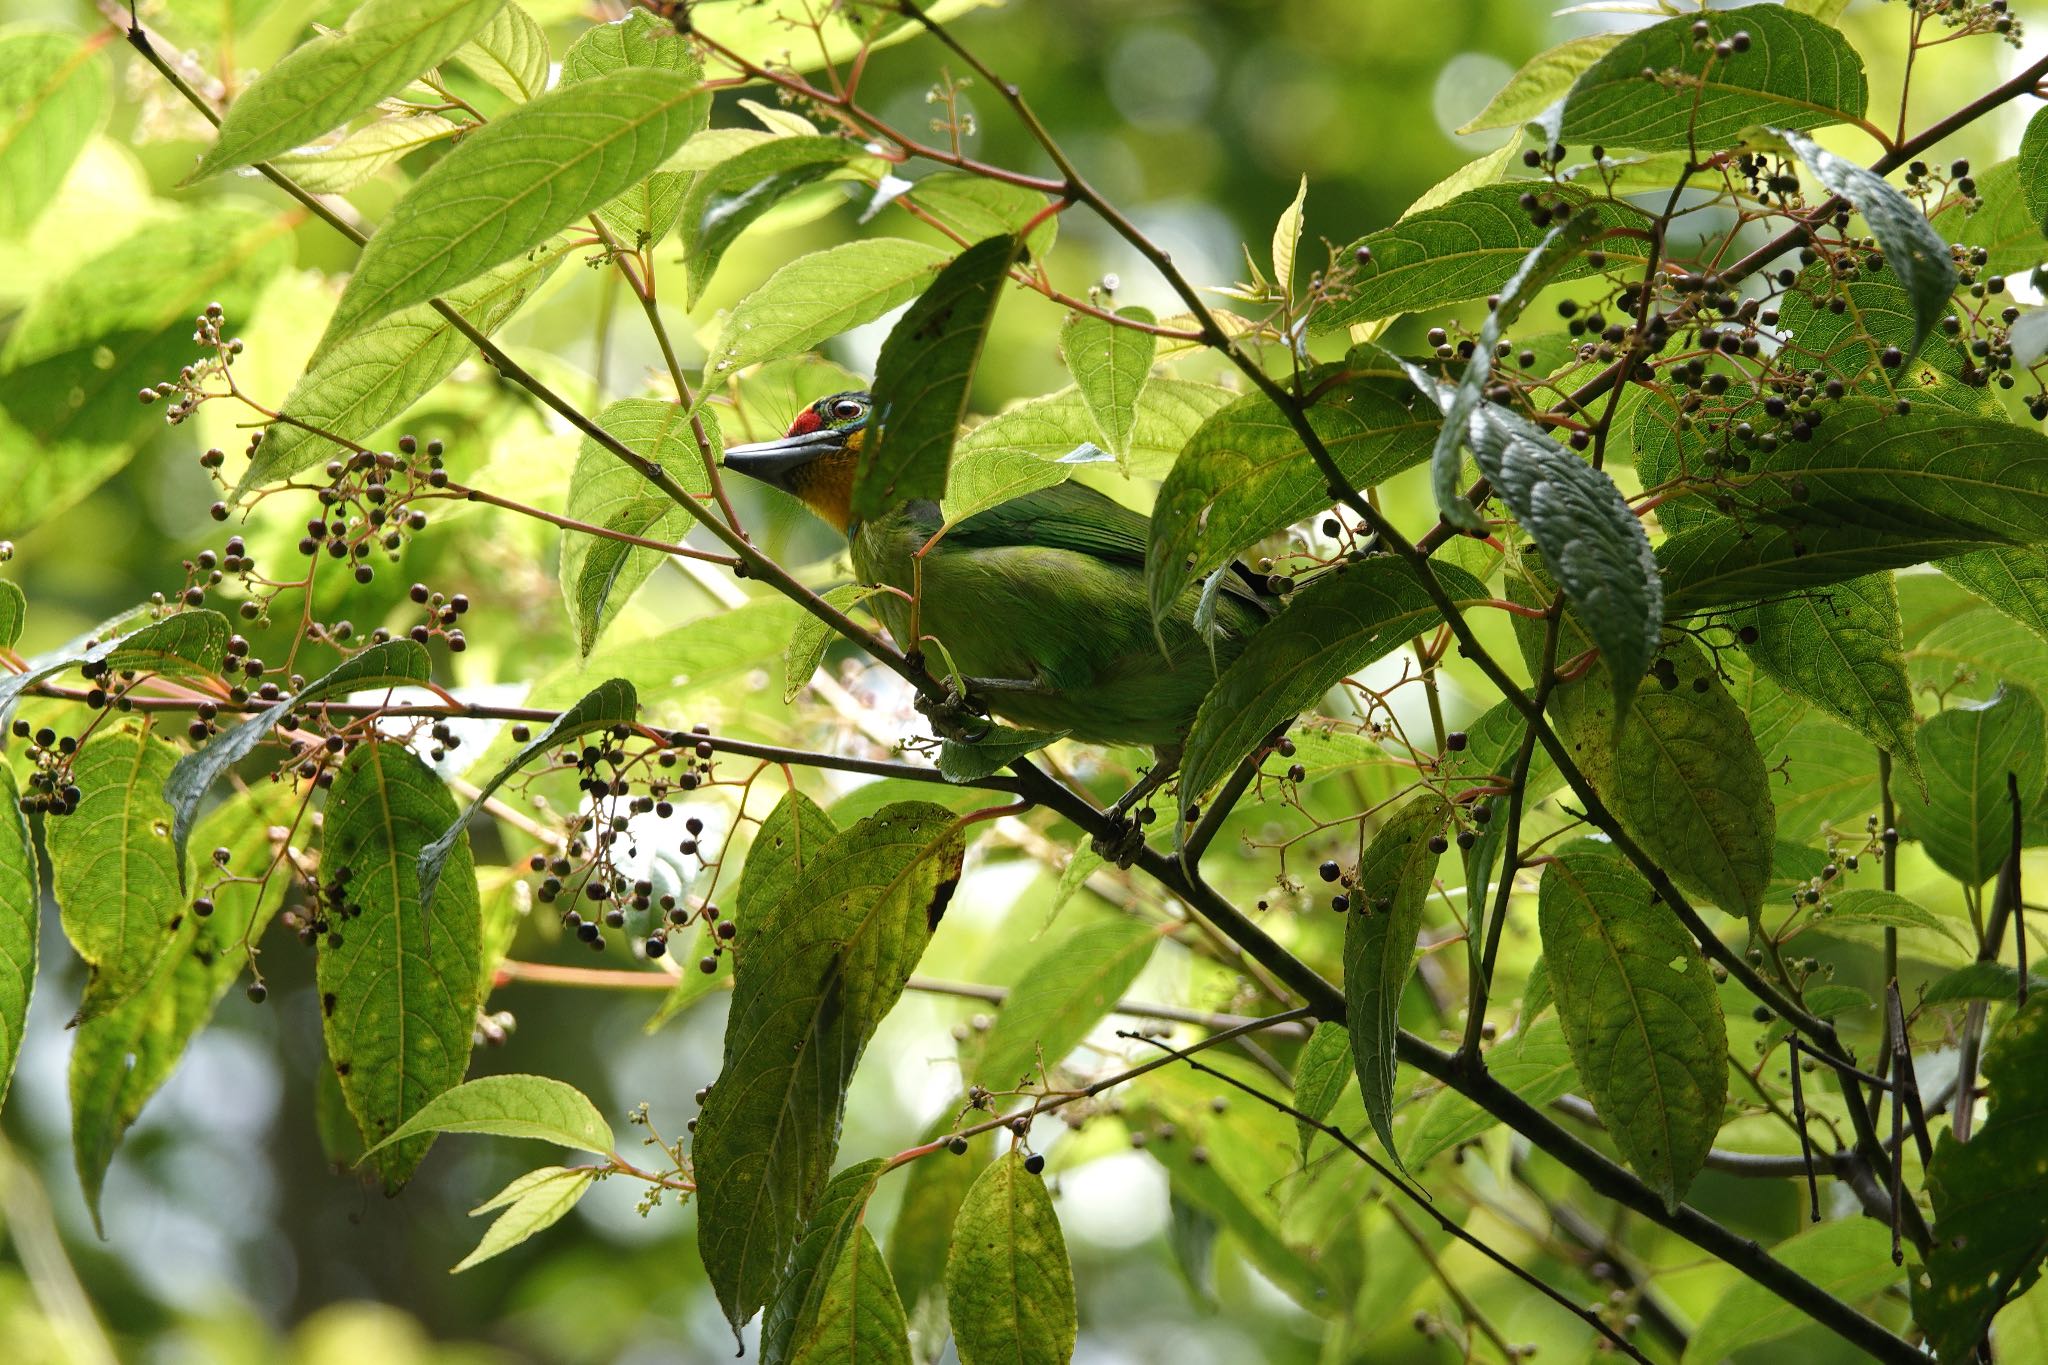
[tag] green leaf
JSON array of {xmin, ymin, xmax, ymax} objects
[
  {"xmin": 0, "ymin": 766, "xmax": 36, "ymax": 1115},
  {"xmin": 691, "ymin": 0, "xmax": 1000, "ymax": 76},
  {"xmin": 1291, "ymin": 1021, "xmax": 1355, "ymax": 1161},
  {"xmin": 1061, "ymin": 307, "xmax": 1156, "ymax": 461},
  {"xmin": 694, "ymin": 802, "xmax": 965, "ymax": 1330},
  {"xmin": 364, "ymin": 1073, "xmax": 614, "ymax": 1155},
  {"xmin": 240, "ymin": 241, "xmax": 568, "ymax": 493},
  {"xmin": 1271, "ymin": 175, "xmax": 1308, "ymax": 292},
  {"xmin": 319, "ymin": 741, "xmax": 482, "ymax": 1192},
  {"xmin": 1147, "ymin": 372, "xmax": 1435, "ymax": 622},
  {"xmin": 760, "ymin": 1160, "xmax": 888, "ymax": 1365},
  {"xmin": 709, "ymin": 238, "xmax": 951, "ymax": 378},
  {"xmin": 939, "ymin": 445, "xmax": 1073, "ymax": 529},
  {"xmin": 1178, "ymin": 561, "xmax": 1486, "ymax": 808},
  {"xmin": 1459, "ymin": 33, "xmax": 1620, "ymax": 134},
  {"xmin": 782, "ymin": 585, "xmax": 880, "ymax": 704},
  {"xmin": 937, "ymin": 725, "xmax": 1066, "ymax": 784},
  {"xmin": 971, "ymin": 916, "xmax": 1158, "ymax": 1093},
  {"xmin": 678, "ymin": 135, "xmax": 858, "ymax": 309},
  {"xmin": 187, "ymin": 0, "xmax": 504, "ymax": 182},
  {"xmin": 1911, "ymin": 685, "xmax": 2045, "ymax": 886},
  {"xmin": 2022, "ymin": 106, "xmax": 2048, "ymax": 233},
  {"xmin": 322, "ymin": 66, "xmax": 708, "ymax": 345},
  {"xmin": 1405, "ymin": 1018, "xmax": 1577, "ymax": 1168},
  {"xmin": 560, "ymin": 6, "xmax": 690, "ymax": 82},
  {"xmin": 1939, "ymin": 546, "xmax": 2048, "ymax": 652},
  {"xmin": 1793, "ymin": 889, "xmax": 1966, "ymax": 952},
  {"xmin": 1540, "ymin": 841, "xmax": 1726, "ymax": 1210},
  {"xmin": 560, "ymin": 401, "xmax": 714, "ymax": 653},
  {"xmin": 904, "ymin": 171, "xmax": 1059, "ymax": 258},
  {"xmin": 1560, "ymin": 5, "xmax": 1868, "ymax": 153},
  {"xmin": 166, "ymin": 640, "xmax": 432, "ymax": 872},
  {"xmin": 1934, "ymin": 157, "xmax": 2046, "ymax": 281},
  {"xmin": 269, "ymin": 112, "xmax": 468, "ymax": 194},
  {"xmin": 888, "ymin": 1129, "xmax": 985, "ymax": 1317},
  {"xmin": 853, "ymin": 235, "xmax": 1020, "ymax": 523},
  {"xmin": 71, "ymin": 789, "xmax": 288, "ymax": 1229},
  {"xmin": 0, "ymin": 580, "xmax": 24, "ymax": 648},
  {"xmin": 456, "ymin": 3, "xmax": 550, "ymax": 102},
  {"xmin": 1923, "ymin": 962, "xmax": 2044, "ymax": 1007},
  {"xmin": 420, "ymin": 678, "xmax": 637, "ymax": 910},
  {"xmin": 1659, "ymin": 518, "xmax": 1986, "ymax": 613},
  {"xmin": 0, "ymin": 29, "xmax": 109, "ymax": 236},
  {"xmin": 46, "ymin": 727, "xmax": 185, "ymax": 1021},
  {"xmin": 453, "ymin": 1165, "xmax": 598, "ymax": 1273},
  {"xmin": 1778, "ymin": 129, "xmax": 1957, "ymax": 360},
  {"xmin": 1685, "ymin": 1219, "xmax": 1901, "ymax": 1364},
  {"xmin": 1343, "ymin": 795, "xmax": 1448, "ymax": 1167},
  {"xmin": 787, "ymin": 1225, "xmax": 910, "ymax": 1365},
  {"xmin": 0, "ymin": 609, "xmax": 231, "ymax": 723},
  {"xmin": 945, "ymin": 1151, "xmax": 1076, "ymax": 1365},
  {"xmin": 1735, "ymin": 572, "xmax": 1918, "ymax": 784},
  {"xmin": 1316, "ymin": 185, "xmax": 1649, "ymax": 331},
  {"xmin": 1770, "ymin": 275, "xmax": 1980, "ymax": 405},
  {"xmin": 1919, "ymin": 996, "xmax": 2048, "ymax": 1360},
  {"xmin": 952, "ymin": 378, "xmax": 1231, "ymax": 481}
]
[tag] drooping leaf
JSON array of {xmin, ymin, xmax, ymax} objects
[
  {"xmin": 694, "ymin": 803, "xmax": 964, "ymax": 1330},
  {"xmin": 1938, "ymin": 546, "xmax": 2048, "ymax": 651},
  {"xmin": 1405, "ymin": 1018, "xmax": 1577, "ymax": 1168},
  {"xmin": 1459, "ymin": 33, "xmax": 1620, "ymax": 134},
  {"xmin": 321, "ymin": 66, "xmax": 708, "ymax": 345},
  {"xmin": 0, "ymin": 609, "xmax": 231, "ymax": 723},
  {"xmin": 782, "ymin": 585, "xmax": 881, "ymax": 704},
  {"xmin": 0, "ymin": 766, "xmax": 36, "ymax": 1115},
  {"xmin": 1792, "ymin": 889, "xmax": 1966, "ymax": 953},
  {"xmin": 1342, "ymin": 794, "xmax": 1449, "ymax": 1166},
  {"xmin": 185, "ymin": 0, "xmax": 503, "ymax": 182},
  {"xmin": 166, "ymin": 639, "xmax": 432, "ymax": 872},
  {"xmin": 560, "ymin": 402, "xmax": 715, "ymax": 653},
  {"xmin": 1315, "ymin": 184, "xmax": 1649, "ymax": 332},
  {"xmin": 239, "ymin": 240, "xmax": 568, "ymax": 493},
  {"xmin": 455, "ymin": 3, "xmax": 550, "ymax": 103},
  {"xmin": 1778, "ymin": 129, "xmax": 1957, "ymax": 361},
  {"xmin": 1291, "ymin": 1020, "xmax": 1355, "ymax": 1161},
  {"xmin": 1923, "ymin": 962, "xmax": 2045, "ymax": 1007},
  {"xmin": 0, "ymin": 29, "xmax": 110, "ymax": 236},
  {"xmin": 420, "ymin": 678, "xmax": 637, "ymax": 910},
  {"xmin": 937, "ymin": 725, "xmax": 1066, "ymax": 784},
  {"xmin": 1061, "ymin": 307, "xmax": 1156, "ymax": 460},
  {"xmin": 1910, "ymin": 685, "xmax": 2045, "ymax": 887},
  {"xmin": 1685, "ymin": 1218, "xmax": 1901, "ymax": 1365},
  {"xmin": 1147, "ymin": 371, "xmax": 1436, "ymax": 621},
  {"xmin": 453, "ymin": 1166, "xmax": 598, "ymax": 1273},
  {"xmin": 1735, "ymin": 572, "xmax": 1918, "ymax": 784},
  {"xmin": 1918, "ymin": 996, "xmax": 2048, "ymax": 1361},
  {"xmin": 320, "ymin": 741, "xmax": 482, "ymax": 1192},
  {"xmin": 852, "ymin": 235, "xmax": 1021, "ymax": 523},
  {"xmin": 1559, "ymin": 5, "xmax": 1868, "ymax": 153},
  {"xmin": 678, "ymin": 136, "xmax": 859, "ymax": 308},
  {"xmin": 709, "ymin": 238, "xmax": 950, "ymax": 377},
  {"xmin": 1539, "ymin": 841, "xmax": 1726, "ymax": 1210},
  {"xmin": 364, "ymin": 1073, "xmax": 614, "ymax": 1155},
  {"xmin": 888, "ymin": 1127, "xmax": 986, "ymax": 1318},
  {"xmin": 945, "ymin": 1152, "xmax": 1077, "ymax": 1365},
  {"xmin": 1178, "ymin": 561, "xmax": 1486, "ymax": 809},
  {"xmin": 760, "ymin": 1160, "xmax": 894, "ymax": 1365},
  {"xmin": 970, "ymin": 916, "xmax": 1158, "ymax": 1094}
]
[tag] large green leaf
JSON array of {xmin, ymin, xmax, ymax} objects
[
  {"xmin": 1910, "ymin": 685, "xmax": 2045, "ymax": 887},
  {"xmin": 319, "ymin": 741, "xmax": 482, "ymax": 1192},
  {"xmin": 2022, "ymin": 106, "xmax": 2048, "ymax": 233},
  {"xmin": 709, "ymin": 238, "xmax": 950, "ymax": 377},
  {"xmin": 945, "ymin": 1151, "xmax": 1076, "ymax": 1365},
  {"xmin": 1685, "ymin": 1218, "xmax": 1901, "ymax": 1364},
  {"xmin": 364, "ymin": 1073, "xmax": 614, "ymax": 1155},
  {"xmin": 1735, "ymin": 572, "xmax": 1918, "ymax": 784},
  {"xmin": 186, "ymin": 0, "xmax": 503, "ymax": 182},
  {"xmin": 0, "ymin": 29, "xmax": 109, "ymax": 236},
  {"xmin": 1779, "ymin": 129, "xmax": 1956, "ymax": 361},
  {"xmin": 1459, "ymin": 33, "xmax": 1620, "ymax": 134},
  {"xmin": 46, "ymin": 727, "xmax": 185, "ymax": 1021},
  {"xmin": 560, "ymin": 402, "xmax": 715, "ymax": 653},
  {"xmin": 693, "ymin": 802, "xmax": 964, "ymax": 1330},
  {"xmin": 561, "ymin": 6, "xmax": 688, "ymax": 82},
  {"xmin": 1316, "ymin": 184, "xmax": 1648, "ymax": 331},
  {"xmin": 1934, "ymin": 157, "xmax": 2046, "ymax": 280},
  {"xmin": 1405, "ymin": 1018, "xmax": 1577, "ymax": 1168},
  {"xmin": 903, "ymin": 171, "xmax": 1059, "ymax": 258},
  {"xmin": 1559, "ymin": 5, "xmax": 1867, "ymax": 153},
  {"xmin": 689, "ymin": 0, "xmax": 1000, "ymax": 75},
  {"xmin": 970, "ymin": 916, "xmax": 1158, "ymax": 1093},
  {"xmin": 1061, "ymin": 307, "xmax": 1155, "ymax": 461},
  {"xmin": 852, "ymin": 235, "xmax": 1020, "ymax": 523},
  {"xmin": 0, "ymin": 766, "xmax": 35, "ymax": 1116},
  {"xmin": 1659, "ymin": 518, "xmax": 1985, "ymax": 613},
  {"xmin": 1147, "ymin": 372, "xmax": 1435, "ymax": 622},
  {"xmin": 1939, "ymin": 547, "xmax": 2048, "ymax": 651},
  {"xmin": 760, "ymin": 1160, "xmax": 905, "ymax": 1365},
  {"xmin": 242, "ymin": 238, "xmax": 569, "ymax": 494},
  {"xmin": 1178, "ymin": 561, "xmax": 1484, "ymax": 809},
  {"xmin": 1540, "ymin": 841, "xmax": 1726, "ymax": 1210},
  {"xmin": 678, "ymin": 136, "xmax": 859, "ymax": 309},
  {"xmin": 1343, "ymin": 794, "xmax": 1448, "ymax": 1166},
  {"xmin": 321, "ymin": 66, "xmax": 707, "ymax": 345},
  {"xmin": 887, "ymin": 1126, "xmax": 985, "ymax": 1318},
  {"xmin": 1769, "ymin": 277, "xmax": 1978, "ymax": 406},
  {"xmin": 1792, "ymin": 889, "xmax": 1966, "ymax": 953},
  {"xmin": 1918, "ymin": 996, "xmax": 2048, "ymax": 1361}
]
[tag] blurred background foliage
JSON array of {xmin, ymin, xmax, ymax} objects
[{"xmin": 0, "ymin": 1, "xmax": 2042, "ymax": 1363}]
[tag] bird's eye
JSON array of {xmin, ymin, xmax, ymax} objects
[{"xmin": 832, "ymin": 398, "xmax": 865, "ymax": 421}]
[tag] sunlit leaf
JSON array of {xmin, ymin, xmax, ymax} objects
[
  {"xmin": 0, "ymin": 29, "xmax": 110, "ymax": 236},
  {"xmin": 0, "ymin": 580, "xmax": 22, "ymax": 648},
  {"xmin": 1792, "ymin": 889, "xmax": 1966, "ymax": 952},
  {"xmin": 678, "ymin": 136, "xmax": 859, "ymax": 309},
  {"xmin": 760, "ymin": 1160, "xmax": 897, "ymax": 1365},
  {"xmin": 456, "ymin": 3, "xmax": 550, "ymax": 102},
  {"xmin": 269, "ymin": 112, "xmax": 468, "ymax": 193},
  {"xmin": 1459, "ymin": 33, "xmax": 1620, "ymax": 134},
  {"xmin": 1061, "ymin": 307, "xmax": 1156, "ymax": 461},
  {"xmin": 1290, "ymin": 1020, "xmax": 1354, "ymax": 1160},
  {"xmin": 902, "ymin": 170, "xmax": 1059, "ymax": 258},
  {"xmin": 709, "ymin": 238, "xmax": 950, "ymax": 377},
  {"xmin": 1685, "ymin": 1219, "xmax": 1900, "ymax": 1364},
  {"xmin": 1938, "ymin": 546, "xmax": 2048, "ymax": 652},
  {"xmin": 1405, "ymin": 1018, "xmax": 1576, "ymax": 1168}
]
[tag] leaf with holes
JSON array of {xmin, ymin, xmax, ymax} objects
[
  {"xmin": 970, "ymin": 916, "xmax": 1157, "ymax": 1094},
  {"xmin": 678, "ymin": 136, "xmax": 859, "ymax": 308},
  {"xmin": 0, "ymin": 29, "xmax": 109, "ymax": 235},
  {"xmin": 711, "ymin": 238, "xmax": 950, "ymax": 377},
  {"xmin": 853, "ymin": 236, "xmax": 1020, "ymax": 522},
  {"xmin": 1910, "ymin": 685, "xmax": 2045, "ymax": 887},
  {"xmin": 1540, "ymin": 841, "xmax": 1726, "ymax": 1211},
  {"xmin": 693, "ymin": 802, "xmax": 963, "ymax": 1330},
  {"xmin": 1062, "ymin": 307, "xmax": 1155, "ymax": 461},
  {"xmin": 320, "ymin": 742, "xmax": 481, "ymax": 1191},
  {"xmin": 946, "ymin": 1151, "xmax": 1076, "ymax": 1365},
  {"xmin": 365, "ymin": 1074, "xmax": 613, "ymax": 1155}
]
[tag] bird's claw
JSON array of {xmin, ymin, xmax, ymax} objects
[{"xmin": 915, "ymin": 684, "xmax": 992, "ymax": 744}]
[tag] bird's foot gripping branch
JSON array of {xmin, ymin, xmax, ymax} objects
[{"xmin": 2, "ymin": 0, "xmax": 2046, "ymax": 1359}]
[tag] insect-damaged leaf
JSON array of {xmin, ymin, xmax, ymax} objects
[
  {"xmin": 946, "ymin": 1151, "xmax": 1076, "ymax": 1365},
  {"xmin": 693, "ymin": 802, "xmax": 964, "ymax": 1331},
  {"xmin": 853, "ymin": 235, "xmax": 1020, "ymax": 523}
]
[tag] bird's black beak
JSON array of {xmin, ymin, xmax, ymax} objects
[{"xmin": 721, "ymin": 429, "xmax": 846, "ymax": 492}]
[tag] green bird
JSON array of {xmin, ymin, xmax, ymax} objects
[{"xmin": 722, "ymin": 391, "xmax": 1270, "ymax": 812}]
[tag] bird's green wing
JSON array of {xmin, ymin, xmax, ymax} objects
[{"xmin": 943, "ymin": 480, "xmax": 1151, "ymax": 565}]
